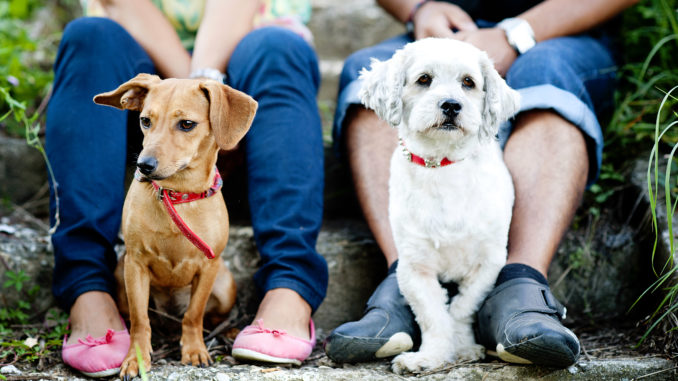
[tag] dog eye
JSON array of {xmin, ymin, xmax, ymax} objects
[
  {"xmin": 140, "ymin": 117, "xmax": 151, "ymax": 129},
  {"xmin": 462, "ymin": 76, "xmax": 475, "ymax": 89},
  {"xmin": 416, "ymin": 74, "xmax": 432, "ymax": 87},
  {"xmin": 178, "ymin": 120, "xmax": 197, "ymax": 132}
]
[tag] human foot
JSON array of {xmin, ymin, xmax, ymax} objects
[
  {"xmin": 251, "ymin": 288, "xmax": 312, "ymax": 340},
  {"xmin": 62, "ymin": 291, "xmax": 129, "ymax": 377},
  {"xmin": 323, "ymin": 260, "xmax": 419, "ymax": 363},
  {"xmin": 231, "ymin": 288, "xmax": 314, "ymax": 365},
  {"xmin": 476, "ymin": 277, "xmax": 580, "ymax": 367},
  {"xmin": 66, "ymin": 291, "xmax": 126, "ymax": 345}
]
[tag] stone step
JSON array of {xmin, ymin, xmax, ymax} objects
[
  {"xmin": 309, "ymin": 0, "xmax": 404, "ymax": 61},
  {"xmin": 10, "ymin": 356, "xmax": 676, "ymax": 380},
  {"xmin": 310, "ymin": 1, "xmax": 405, "ymax": 139}
]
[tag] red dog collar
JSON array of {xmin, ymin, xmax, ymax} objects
[
  {"xmin": 399, "ymin": 139, "xmax": 456, "ymax": 168},
  {"xmin": 135, "ymin": 168, "xmax": 223, "ymax": 259}
]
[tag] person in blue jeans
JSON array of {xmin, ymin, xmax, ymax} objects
[
  {"xmin": 47, "ymin": 0, "xmax": 326, "ymax": 376},
  {"xmin": 324, "ymin": 0, "xmax": 638, "ymax": 367}
]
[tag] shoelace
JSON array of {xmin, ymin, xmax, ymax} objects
[
  {"xmin": 253, "ymin": 319, "xmax": 287, "ymax": 337},
  {"xmin": 77, "ymin": 329, "xmax": 115, "ymax": 346}
]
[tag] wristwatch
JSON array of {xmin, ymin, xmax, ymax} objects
[
  {"xmin": 496, "ymin": 17, "xmax": 536, "ymax": 55},
  {"xmin": 189, "ymin": 68, "xmax": 226, "ymax": 84}
]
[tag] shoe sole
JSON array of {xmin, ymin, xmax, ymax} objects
[
  {"xmin": 493, "ymin": 335, "xmax": 579, "ymax": 368},
  {"xmin": 80, "ymin": 367, "xmax": 121, "ymax": 378},
  {"xmin": 325, "ymin": 332, "xmax": 413, "ymax": 362},
  {"xmin": 375, "ymin": 332, "xmax": 414, "ymax": 358},
  {"xmin": 232, "ymin": 348, "xmax": 302, "ymax": 366}
]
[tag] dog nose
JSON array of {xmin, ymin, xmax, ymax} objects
[
  {"xmin": 137, "ymin": 156, "xmax": 158, "ymax": 176},
  {"xmin": 440, "ymin": 99, "xmax": 462, "ymax": 117}
]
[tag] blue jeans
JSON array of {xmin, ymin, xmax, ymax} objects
[
  {"xmin": 46, "ymin": 17, "xmax": 328, "ymax": 312},
  {"xmin": 333, "ymin": 31, "xmax": 616, "ymax": 186}
]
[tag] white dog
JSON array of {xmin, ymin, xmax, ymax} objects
[{"xmin": 359, "ymin": 38, "xmax": 520, "ymax": 373}]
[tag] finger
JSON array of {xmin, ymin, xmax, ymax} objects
[
  {"xmin": 443, "ymin": 5, "xmax": 477, "ymax": 31},
  {"xmin": 417, "ymin": 23, "xmax": 455, "ymax": 39},
  {"xmin": 450, "ymin": 31, "xmax": 467, "ymax": 41}
]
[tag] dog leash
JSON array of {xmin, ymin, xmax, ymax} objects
[{"xmin": 135, "ymin": 168, "xmax": 223, "ymax": 259}]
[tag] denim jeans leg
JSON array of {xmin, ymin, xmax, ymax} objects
[
  {"xmin": 46, "ymin": 17, "xmax": 155, "ymax": 310},
  {"xmin": 227, "ymin": 27, "xmax": 328, "ymax": 312},
  {"xmin": 501, "ymin": 35, "xmax": 617, "ymax": 186}
]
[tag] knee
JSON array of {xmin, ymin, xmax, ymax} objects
[
  {"xmin": 61, "ymin": 17, "xmax": 127, "ymax": 53},
  {"xmin": 340, "ymin": 48, "xmax": 379, "ymax": 88},
  {"xmin": 237, "ymin": 27, "xmax": 318, "ymax": 73}
]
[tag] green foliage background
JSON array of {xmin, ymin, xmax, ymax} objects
[
  {"xmin": 0, "ymin": 0, "xmax": 57, "ymax": 137},
  {"xmin": 610, "ymin": 0, "xmax": 678, "ymax": 147}
]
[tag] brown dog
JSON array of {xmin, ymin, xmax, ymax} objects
[{"xmin": 93, "ymin": 73, "xmax": 257, "ymax": 379}]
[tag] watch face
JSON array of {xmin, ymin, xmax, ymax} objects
[{"xmin": 499, "ymin": 18, "xmax": 535, "ymax": 54}]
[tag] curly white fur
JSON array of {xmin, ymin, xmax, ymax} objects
[{"xmin": 359, "ymin": 38, "xmax": 520, "ymax": 374}]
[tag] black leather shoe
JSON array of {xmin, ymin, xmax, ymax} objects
[
  {"xmin": 323, "ymin": 261, "xmax": 420, "ymax": 363},
  {"xmin": 476, "ymin": 277, "xmax": 580, "ymax": 367}
]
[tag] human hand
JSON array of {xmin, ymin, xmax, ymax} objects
[
  {"xmin": 452, "ymin": 28, "xmax": 517, "ymax": 77},
  {"xmin": 411, "ymin": 1, "xmax": 477, "ymax": 39}
]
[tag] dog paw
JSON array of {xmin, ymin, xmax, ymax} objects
[
  {"xmin": 181, "ymin": 342, "xmax": 212, "ymax": 367},
  {"xmin": 392, "ymin": 351, "xmax": 446, "ymax": 374},
  {"xmin": 456, "ymin": 343, "xmax": 485, "ymax": 362},
  {"xmin": 119, "ymin": 350, "xmax": 150, "ymax": 380}
]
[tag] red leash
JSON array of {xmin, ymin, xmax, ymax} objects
[{"xmin": 137, "ymin": 169, "xmax": 223, "ymax": 259}]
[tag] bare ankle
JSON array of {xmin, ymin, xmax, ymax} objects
[
  {"xmin": 67, "ymin": 291, "xmax": 124, "ymax": 344},
  {"xmin": 253, "ymin": 288, "xmax": 312, "ymax": 339}
]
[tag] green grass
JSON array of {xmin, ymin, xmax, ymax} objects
[
  {"xmin": 0, "ymin": 267, "xmax": 69, "ymax": 369},
  {"xmin": 619, "ymin": 0, "xmax": 678, "ymax": 349}
]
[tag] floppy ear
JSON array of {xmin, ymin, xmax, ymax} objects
[
  {"xmin": 199, "ymin": 81, "xmax": 258, "ymax": 151},
  {"xmin": 93, "ymin": 73, "xmax": 161, "ymax": 111},
  {"xmin": 480, "ymin": 53, "xmax": 520, "ymax": 139},
  {"xmin": 358, "ymin": 52, "xmax": 406, "ymax": 127}
]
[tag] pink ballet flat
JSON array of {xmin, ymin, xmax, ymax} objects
[
  {"xmin": 62, "ymin": 319, "xmax": 130, "ymax": 378},
  {"xmin": 232, "ymin": 318, "xmax": 316, "ymax": 365}
]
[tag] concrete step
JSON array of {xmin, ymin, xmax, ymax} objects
[
  {"xmin": 11, "ymin": 356, "xmax": 676, "ymax": 380},
  {"xmin": 309, "ymin": 0, "xmax": 405, "ymax": 138},
  {"xmin": 309, "ymin": 0, "xmax": 404, "ymax": 61}
]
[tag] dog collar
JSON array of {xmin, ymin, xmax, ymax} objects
[
  {"xmin": 399, "ymin": 139, "xmax": 457, "ymax": 168},
  {"xmin": 135, "ymin": 168, "xmax": 223, "ymax": 259}
]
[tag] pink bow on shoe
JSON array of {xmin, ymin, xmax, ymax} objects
[
  {"xmin": 232, "ymin": 318, "xmax": 316, "ymax": 365},
  {"xmin": 77, "ymin": 329, "xmax": 116, "ymax": 346},
  {"xmin": 252, "ymin": 319, "xmax": 287, "ymax": 337},
  {"xmin": 62, "ymin": 321, "xmax": 130, "ymax": 378}
]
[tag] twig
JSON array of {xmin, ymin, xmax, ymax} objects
[
  {"xmin": 34, "ymin": 87, "xmax": 51, "ymax": 127},
  {"xmin": 9, "ymin": 204, "xmax": 50, "ymax": 232},
  {"xmin": 148, "ymin": 307, "xmax": 209, "ymax": 334},
  {"xmin": 0, "ymin": 251, "xmax": 11, "ymax": 271},
  {"xmin": 587, "ymin": 345, "xmax": 623, "ymax": 353},
  {"xmin": 9, "ymin": 323, "xmax": 43, "ymax": 329},
  {"xmin": 413, "ymin": 359, "xmax": 476, "ymax": 377},
  {"xmin": 552, "ymin": 265, "xmax": 572, "ymax": 290},
  {"xmin": 6, "ymin": 375, "xmax": 59, "ymax": 381},
  {"xmin": 204, "ymin": 317, "xmax": 236, "ymax": 342},
  {"xmin": 205, "ymin": 314, "xmax": 251, "ymax": 342},
  {"xmin": 581, "ymin": 343, "xmax": 593, "ymax": 362},
  {"xmin": 632, "ymin": 365, "xmax": 678, "ymax": 380},
  {"xmin": 0, "ymin": 352, "xmax": 19, "ymax": 366}
]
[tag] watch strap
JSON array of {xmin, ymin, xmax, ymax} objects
[{"xmin": 497, "ymin": 17, "xmax": 536, "ymax": 55}]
